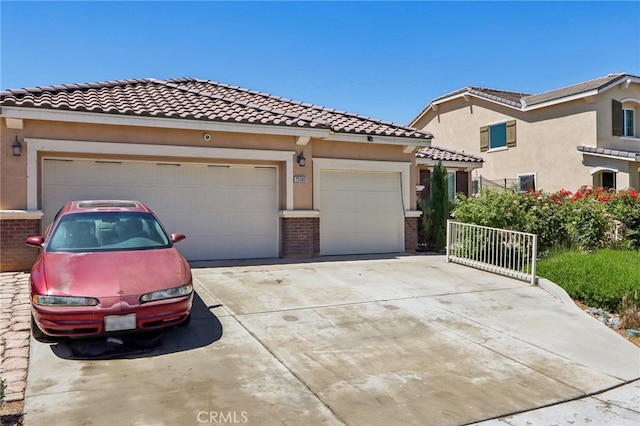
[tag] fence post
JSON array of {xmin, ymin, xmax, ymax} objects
[
  {"xmin": 531, "ymin": 234, "xmax": 538, "ymax": 285},
  {"xmin": 446, "ymin": 220, "xmax": 451, "ymax": 262}
]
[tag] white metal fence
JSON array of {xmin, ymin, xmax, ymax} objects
[{"xmin": 446, "ymin": 220, "xmax": 538, "ymax": 285}]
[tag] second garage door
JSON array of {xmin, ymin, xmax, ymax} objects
[
  {"xmin": 319, "ymin": 170, "xmax": 404, "ymax": 255},
  {"xmin": 43, "ymin": 159, "xmax": 279, "ymax": 261}
]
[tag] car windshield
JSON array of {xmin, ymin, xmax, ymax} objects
[{"xmin": 47, "ymin": 212, "xmax": 172, "ymax": 252}]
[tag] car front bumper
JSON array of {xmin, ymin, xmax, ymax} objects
[{"xmin": 32, "ymin": 294, "xmax": 193, "ymax": 338}]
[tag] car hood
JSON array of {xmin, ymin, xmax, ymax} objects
[{"xmin": 41, "ymin": 249, "xmax": 191, "ymax": 297}]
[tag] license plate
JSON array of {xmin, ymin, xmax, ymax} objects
[{"xmin": 104, "ymin": 313, "xmax": 137, "ymax": 332}]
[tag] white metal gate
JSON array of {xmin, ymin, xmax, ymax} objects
[{"xmin": 446, "ymin": 220, "xmax": 538, "ymax": 285}]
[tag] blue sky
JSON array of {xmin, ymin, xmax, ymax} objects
[{"xmin": 1, "ymin": 1, "xmax": 639, "ymax": 124}]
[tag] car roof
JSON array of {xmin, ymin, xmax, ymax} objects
[{"xmin": 62, "ymin": 200, "xmax": 153, "ymax": 214}]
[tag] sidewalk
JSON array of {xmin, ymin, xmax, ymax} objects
[{"xmin": 0, "ymin": 272, "xmax": 31, "ymax": 417}]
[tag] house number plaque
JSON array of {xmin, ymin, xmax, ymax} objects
[{"xmin": 294, "ymin": 175, "xmax": 307, "ymax": 183}]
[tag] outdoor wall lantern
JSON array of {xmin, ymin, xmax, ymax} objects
[
  {"xmin": 297, "ymin": 151, "xmax": 306, "ymax": 167},
  {"xmin": 12, "ymin": 136, "xmax": 22, "ymax": 156}
]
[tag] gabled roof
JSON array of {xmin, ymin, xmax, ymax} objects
[
  {"xmin": 411, "ymin": 73, "xmax": 640, "ymax": 125},
  {"xmin": 415, "ymin": 146, "xmax": 483, "ymax": 165},
  {"xmin": 522, "ymin": 73, "xmax": 630, "ymax": 106},
  {"xmin": 0, "ymin": 77, "xmax": 432, "ymax": 141},
  {"xmin": 430, "ymin": 87, "xmax": 531, "ymax": 109}
]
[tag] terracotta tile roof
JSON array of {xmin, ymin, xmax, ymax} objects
[
  {"xmin": 0, "ymin": 77, "xmax": 432, "ymax": 140},
  {"xmin": 577, "ymin": 145, "xmax": 640, "ymax": 161},
  {"xmin": 415, "ymin": 146, "xmax": 483, "ymax": 163}
]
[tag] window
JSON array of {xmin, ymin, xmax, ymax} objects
[
  {"xmin": 447, "ymin": 172, "xmax": 456, "ymax": 201},
  {"xmin": 601, "ymin": 171, "xmax": 616, "ymax": 190},
  {"xmin": 489, "ymin": 123, "xmax": 507, "ymax": 149},
  {"xmin": 518, "ymin": 173, "xmax": 536, "ymax": 193},
  {"xmin": 480, "ymin": 120, "xmax": 516, "ymax": 152},
  {"xmin": 624, "ymin": 108, "xmax": 635, "ymax": 137}
]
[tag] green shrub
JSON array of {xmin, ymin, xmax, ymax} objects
[
  {"xmin": 453, "ymin": 189, "xmax": 527, "ymax": 230},
  {"xmin": 537, "ymin": 249, "xmax": 640, "ymax": 313},
  {"xmin": 418, "ymin": 162, "xmax": 451, "ymax": 251},
  {"xmin": 431, "ymin": 162, "xmax": 450, "ymax": 250},
  {"xmin": 566, "ymin": 198, "xmax": 608, "ymax": 251},
  {"xmin": 453, "ymin": 186, "xmax": 640, "ymax": 252},
  {"xmin": 521, "ymin": 191, "xmax": 572, "ymax": 252}
]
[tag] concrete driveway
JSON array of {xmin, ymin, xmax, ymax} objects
[{"xmin": 24, "ymin": 255, "xmax": 639, "ymax": 425}]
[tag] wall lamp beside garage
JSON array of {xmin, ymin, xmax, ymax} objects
[
  {"xmin": 12, "ymin": 136, "xmax": 22, "ymax": 156},
  {"xmin": 297, "ymin": 151, "xmax": 306, "ymax": 167}
]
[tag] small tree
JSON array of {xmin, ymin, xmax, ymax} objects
[{"xmin": 431, "ymin": 161, "xmax": 449, "ymax": 250}]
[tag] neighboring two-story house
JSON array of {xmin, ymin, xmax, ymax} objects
[{"xmin": 410, "ymin": 73, "xmax": 640, "ymax": 194}]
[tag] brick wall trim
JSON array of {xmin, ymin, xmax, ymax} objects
[
  {"xmin": 404, "ymin": 216, "xmax": 419, "ymax": 253},
  {"xmin": 280, "ymin": 216, "xmax": 320, "ymax": 258},
  {"xmin": 1, "ymin": 217, "xmax": 42, "ymax": 272}
]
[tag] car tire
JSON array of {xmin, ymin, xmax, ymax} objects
[{"xmin": 31, "ymin": 314, "xmax": 58, "ymax": 343}]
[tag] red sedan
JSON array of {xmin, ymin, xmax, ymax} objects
[{"xmin": 26, "ymin": 200, "xmax": 193, "ymax": 340}]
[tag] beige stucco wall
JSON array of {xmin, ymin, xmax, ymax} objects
[
  {"xmin": 1, "ymin": 117, "xmax": 417, "ymax": 212},
  {"xmin": 595, "ymin": 83, "xmax": 640, "ymax": 151},
  {"xmin": 416, "ymin": 97, "xmax": 594, "ymax": 192},
  {"xmin": 414, "ymin": 80, "xmax": 640, "ymax": 193},
  {"xmin": 1, "ymin": 125, "xmax": 27, "ymax": 209}
]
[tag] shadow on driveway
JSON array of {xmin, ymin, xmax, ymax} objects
[{"xmin": 49, "ymin": 291, "xmax": 222, "ymax": 360}]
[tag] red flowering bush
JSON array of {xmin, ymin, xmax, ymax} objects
[{"xmin": 454, "ymin": 185, "xmax": 640, "ymax": 251}]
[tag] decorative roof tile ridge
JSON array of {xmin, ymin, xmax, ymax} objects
[
  {"xmin": 152, "ymin": 77, "xmax": 332, "ymax": 129},
  {"xmin": 468, "ymin": 86, "xmax": 531, "ymax": 97},
  {"xmin": 1, "ymin": 78, "xmax": 150, "ymax": 97},
  {"xmin": 161, "ymin": 77, "xmax": 428, "ymax": 136},
  {"xmin": 431, "ymin": 145, "xmax": 484, "ymax": 161},
  {"xmin": 417, "ymin": 145, "xmax": 483, "ymax": 162}
]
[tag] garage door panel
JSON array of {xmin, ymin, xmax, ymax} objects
[
  {"xmin": 43, "ymin": 159, "xmax": 278, "ymax": 261},
  {"xmin": 320, "ymin": 170, "xmax": 404, "ymax": 256},
  {"xmin": 321, "ymin": 171, "xmax": 401, "ymax": 192}
]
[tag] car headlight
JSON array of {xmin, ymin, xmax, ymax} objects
[
  {"xmin": 139, "ymin": 283, "xmax": 193, "ymax": 304},
  {"xmin": 33, "ymin": 295, "xmax": 99, "ymax": 306}
]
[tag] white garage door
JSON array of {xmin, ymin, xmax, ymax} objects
[
  {"xmin": 43, "ymin": 159, "xmax": 278, "ymax": 261},
  {"xmin": 320, "ymin": 170, "xmax": 404, "ymax": 255}
]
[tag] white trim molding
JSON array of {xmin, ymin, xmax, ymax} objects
[
  {"xmin": 404, "ymin": 210, "xmax": 423, "ymax": 218},
  {"xmin": 278, "ymin": 210, "xmax": 321, "ymax": 218},
  {"xmin": 0, "ymin": 210, "xmax": 44, "ymax": 220},
  {"xmin": 25, "ymin": 138, "xmax": 296, "ymax": 211},
  {"xmin": 620, "ymin": 97, "xmax": 640, "ymax": 105},
  {"xmin": 4, "ymin": 106, "xmax": 330, "ymax": 139},
  {"xmin": 3, "ymin": 106, "xmax": 431, "ymax": 148},
  {"xmin": 589, "ymin": 166, "xmax": 619, "ymax": 175}
]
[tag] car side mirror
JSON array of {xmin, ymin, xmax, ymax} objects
[
  {"xmin": 26, "ymin": 236, "xmax": 45, "ymax": 248},
  {"xmin": 171, "ymin": 233, "xmax": 186, "ymax": 243}
]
